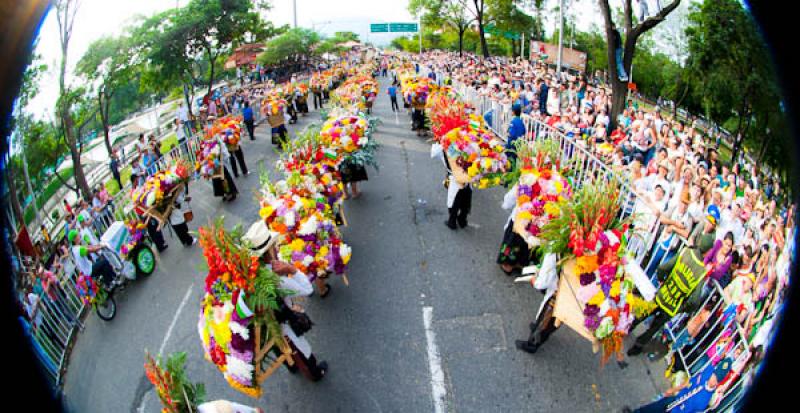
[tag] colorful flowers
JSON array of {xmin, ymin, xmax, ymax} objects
[
  {"xmin": 131, "ymin": 161, "xmax": 191, "ymax": 209},
  {"xmin": 513, "ymin": 163, "xmax": 571, "ymax": 248},
  {"xmin": 120, "ymin": 220, "xmax": 147, "ymax": 259},
  {"xmin": 440, "ymin": 116, "xmax": 509, "ymax": 189}
]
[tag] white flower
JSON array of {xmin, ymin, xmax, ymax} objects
[
  {"xmin": 339, "ymin": 244, "xmax": 351, "ymax": 259},
  {"xmin": 229, "ymin": 320, "xmax": 250, "ymax": 340},
  {"xmin": 298, "ymin": 215, "xmax": 319, "ymax": 236},
  {"xmin": 285, "ymin": 212, "xmax": 296, "ymax": 228},
  {"xmin": 357, "ymin": 137, "xmax": 368, "ymax": 146},
  {"xmin": 302, "ymin": 255, "xmax": 314, "ymax": 267},
  {"xmin": 225, "ymin": 356, "xmax": 254, "ymax": 382}
]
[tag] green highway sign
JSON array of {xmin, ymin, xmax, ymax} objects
[
  {"xmin": 389, "ymin": 22, "xmax": 418, "ymax": 32},
  {"xmin": 370, "ymin": 23, "xmax": 388, "ymax": 33}
]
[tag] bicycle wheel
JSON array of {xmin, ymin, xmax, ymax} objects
[
  {"xmin": 95, "ymin": 292, "xmax": 116, "ymax": 321},
  {"xmin": 134, "ymin": 245, "xmax": 156, "ymax": 277}
]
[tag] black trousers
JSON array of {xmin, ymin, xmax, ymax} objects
[
  {"xmin": 313, "ymin": 92, "xmax": 323, "ymax": 109},
  {"xmin": 146, "ymin": 218, "xmax": 167, "ymax": 250},
  {"xmin": 244, "ymin": 119, "xmax": 255, "ymax": 140},
  {"xmin": 523, "ymin": 296, "xmax": 559, "ymax": 348},
  {"xmin": 91, "ymin": 256, "xmax": 116, "ymax": 288},
  {"xmin": 448, "ymin": 185, "xmax": 472, "ymax": 227},
  {"xmin": 281, "ymin": 340, "xmax": 325, "ymax": 381},
  {"xmin": 230, "ymin": 148, "xmax": 248, "ymax": 177},
  {"xmin": 171, "ymin": 222, "xmax": 193, "ymax": 245},
  {"xmin": 631, "ymin": 308, "xmax": 672, "ymax": 349},
  {"xmin": 390, "ymin": 96, "xmax": 399, "ymax": 111}
]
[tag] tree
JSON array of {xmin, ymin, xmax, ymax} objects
[
  {"xmin": 331, "ymin": 31, "xmax": 360, "ymax": 43},
  {"xmin": 684, "ymin": 0, "xmax": 778, "ymax": 162},
  {"xmin": 459, "ymin": 0, "xmax": 490, "ymax": 58},
  {"xmin": 257, "ymin": 28, "xmax": 321, "ymax": 66},
  {"xmin": 76, "ymin": 35, "xmax": 135, "ymax": 156},
  {"xmin": 54, "ymin": 0, "xmax": 93, "ymax": 200},
  {"xmin": 597, "ymin": 0, "xmax": 682, "ymax": 129},
  {"xmin": 410, "ymin": 0, "xmax": 475, "ymax": 56}
]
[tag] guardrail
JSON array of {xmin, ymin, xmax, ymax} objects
[{"xmin": 438, "ymin": 67, "xmax": 752, "ymax": 411}]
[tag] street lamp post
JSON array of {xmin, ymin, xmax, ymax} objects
[
  {"xmin": 557, "ymin": 0, "xmax": 564, "ymax": 77},
  {"xmin": 292, "ymin": 0, "xmax": 297, "ymax": 28}
]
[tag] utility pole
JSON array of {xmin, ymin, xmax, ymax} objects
[
  {"xmin": 292, "ymin": 0, "xmax": 297, "ymax": 28},
  {"xmin": 521, "ymin": 32, "xmax": 525, "ymax": 59},
  {"xmin": 418, "ymin": 15, "xmax": 423, "ymax": 54},
  {"xmin": 557, "ymin": 0, "xmax": 564, "ymax": 77}
]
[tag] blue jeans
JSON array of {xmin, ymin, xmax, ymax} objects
[
  {"xmin": 633, "ymin": 396, "xmax": 672, "ymax": 413},
  {"xmin": 616, "ymin": 47, "xmax": 628, "ymax": 80}
]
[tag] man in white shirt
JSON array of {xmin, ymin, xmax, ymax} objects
[{"xmin": 68, "ymin": 228, "xmax": 115, "ymax": 288}]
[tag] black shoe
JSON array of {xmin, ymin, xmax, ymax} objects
[
  {"xmin": 458, "ymin": 220, "xmax": 468, "ymax": 229},
  {"xmin": 621, "ymin": 407, "xmax": 633, "ymax": 413},
  {"xmin": 617, "ymin": 360, "xmax": 629, "ymax": 370},
  {"xmin": 320, "ymin": 284, "xmax": 332, "ymax": 299},
  {"xmin": 444, "ymin": 220, "xmax": 457, "ymax": 230},
  {"xmin": 515, "ymin": 340, "xmax": 539, "ymax": 354},
  {"xmin": 315, "ymin": 361, "xmax": 328, "ymax": 381},
  {"xmin": 627, "ymin": 345, "xmax": 643, "ymax": 357},
  {"xmin": 157, "ymin": 245, "xmax": 168, "ymax": 253}
]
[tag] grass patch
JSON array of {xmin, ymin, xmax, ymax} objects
[{"xmin": 160, "ymin": 133, "xmax": 179, "ymax": 154}]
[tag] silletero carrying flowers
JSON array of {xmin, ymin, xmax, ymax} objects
[
  {"xmin": 197, "ymin": 219, "xmax": 291, "ymax": 398},
  {"xmin": 440, "ymin": 115, "xmax": 509, "ymax": 189},
  {"xmin": 131, "ymin": 160, "xmax": 191, "ymax": 209},
  {"xmin": 536, "ymin": 179, "xmax": 652, "ymax": 364}
]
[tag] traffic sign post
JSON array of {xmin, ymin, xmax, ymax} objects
[{"xmin": 370, "ymin": 23, "xmax": 388, "ymax": 33}]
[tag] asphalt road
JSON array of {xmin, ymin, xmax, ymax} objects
[{"xmin": 62, "ymin": 76, "xmax": 667, "ymax": 413}]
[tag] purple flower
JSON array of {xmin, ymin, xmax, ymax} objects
[
  {"xmin": 583, "ymin": 304, "xmax": 600, "ymax": 317},
  {"xmin": 579, "ymin": 272, "xmax": 596, "ymax": 286},
  {"xmin": 600, "ymin": 281, "xmax": 611, "ymax": 297},
  {"xmin": 584, "ymin": 314, "xmax": 601, "ymax": 330}
]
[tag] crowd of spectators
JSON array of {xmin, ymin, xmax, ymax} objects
[{"xmin": 415, "ymin": 50, "xmax": 795, "ymax": 410}]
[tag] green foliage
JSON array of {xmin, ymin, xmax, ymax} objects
[
  {"xmin": 257, "ymin": 28, "xmax": 321, "ymax": 65},
  {"xmin": 145, "ymin": 351, "xmax": 205, "ymax": 412}
]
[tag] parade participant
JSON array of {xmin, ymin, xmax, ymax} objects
[
  {"xmin": 242, "ymin": 101, "xmax": 255, "ymax": 141},
  {"xmin": 225, "ymin": 130, "xmax": 249, "ymax": 178},
  {"xmin": 267, "ymin": 105, "xmax": 288, "ymax": 146},
  {"xmin": 69, "ymin": 228, "xmax": 115, "ymax": 288},
  {"xmin": 496, "ymin": 182, "xmax": 532, "ymax": 275},
  {"xmin": 411, "ymin": 93, "xmax": 427, "ymax": 137},
  {"xmin": 296, "ymin": 85, "xmax": 309, "ymax": 116},
  {"xmin": 443, "ymin": 152, "xmax": 472, "ymax": 230},
  {"xmin": 211, "ymin": 133, "xmax": 239, "ymax": 202},
  {"xmin": 242, "ymin": 222, "xmax": 329, "ymax": 380},
  {"xmin": 627, "ymin": 245, "xmax": 709, "ymax": 357},
  {"xmin": 168, "ymin": 187, "xmax": 196, "ymax": 247},
  {"xmin": 388, "ymin": 82, "xmax": 399, "ymax": 112},
  {"xmin": 312, "ymin": 80, "xmax": 323, "ymax": 110},
  {"xmin": 505, "ymin": 104, "xmax": 525, "ymax": 167}
]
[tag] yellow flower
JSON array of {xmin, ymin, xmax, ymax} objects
[
  {"xmin": 479, "ymin": 178, "xmax": 489, "ymax": 188},
  {"xmin": 318, "ymin": 245, "xmax": 329, "ymax": 257},
  {"xmin": 576, "ymin": 255, "xmax": 600, "ymax": 274},
  {"xmin": 342, "ymin": 251, "xmax": 352, "ymax": 265},
  {"xmin": 259, "ymin": 206, "xmax": 274, "ymax": 218},
  {"xmin": 290, "ymin": 238, "xmax": 305, "ymax": 252},
  {"xmin": 609, "ymin": 280, "xmax": 621, "ymax": 298},
  {"xmin": 516, "ymin": 210, "xmax": 533, "ymax": 221},
  {"xmin": 467, "ymin": 165, "xmax": 479, "ymax": 177},
  {"xmin": 588, "ymin": 290, "xmax": 605, "ymax": 306},
  {"xmin": 481, "ymin": 149, "xmax": 489, "ymax": 157},
  {"xmin": 543, "ymin": 202, "xmax": 560, "ymax": 217},
  {"xmin": 554, "ymin": 180, "xmax": 563, "ymax": 194}
]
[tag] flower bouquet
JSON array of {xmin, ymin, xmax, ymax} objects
[
  {"xmin": 402, "ymin": 76, "xmax": 433, "ymax": 106},
  {"xmin": 512, "ymin": 162, "xmax": 571, "ymax": 248},
  {"xmin": 131, "ymin": 161, "xmax": 191, "ymax": 209},
  {"xmin": 319, "ymin": 115, "xmax": 370, "ymax": 157},
  {"xmin": 196, "ymin": 138, "xmax": 224, "ymax": 179},
  {"xmin": 197, "ymin": 218, "xmax": 289, "ymax": 398},
  {"xmin": 426, "ymin": 90, "xmax": 467, "ymax": 139},
  {"xmin": 120, "ymin": 220, "xmax": 148, "ymax": 260},
  {"xmin": 440, "ymin": 116, "xmax": 509, "ymax": 189},
  {"xmin": 211, "ymin": 116, "xmax": 242, "ymax": 151},
  {"xmin": 261, "ymin": 94, "xmax": 287, "ymax": 117},
  {"xmin": 144, "ymin": 351, "xmax": 205, "ymax": 413},
  {"xmin": 537, "ymin": 179, "xmax": 639, "ymax": 364}
]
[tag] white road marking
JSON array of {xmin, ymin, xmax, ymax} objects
[
  {"xmin": 423, "ymin": 306, "xmax": 447, "ymax": 413},
  {"xmin": 138, "ymin": 283, "xmax": 194, "ymax": 413},
  {"xmin": 158, "ymin": 283, "xmax": 194, "ymax": 357}
]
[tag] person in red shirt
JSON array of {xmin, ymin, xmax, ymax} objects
[
  {"xmin": 610, "ymin": 125, "xmax": 627, "ymax": 145},
  {"xmin": 63, "ymin": 199, "xmax": 73, "ymax": 216}
]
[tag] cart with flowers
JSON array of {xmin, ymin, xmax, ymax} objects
[
  {"xmin": 131, "ymin": 160, "xmax": 191, "ymax": 230},
  {"xmin": 523, "ymin": 179, "xmax": 656, "ymax": 363}
]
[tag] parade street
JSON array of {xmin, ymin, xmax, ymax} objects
[{"xmin": 63, "ymin": 76, "xmax": 667, "ymax": 413}]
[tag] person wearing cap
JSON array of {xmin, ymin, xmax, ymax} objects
[
  {"xmin": 242, "ymin": 221, "xmax": 329, "ymax": 380},
  {"xmin": 69, "ymin": 228, "xmax": 115, "ymax": 289},
  {"xmin": 197, "ymin": 400, "xmax": 262, "ymax": 413},
  {"xmin": 168, "ymin": 186, "xmax": 196, "ymax": 247},
  {"xmin": 76, "ymin": 212, "xmax": 100, "ymax": 246},
  {"xmin": 621, "ymin": 356, "xmax": 733, "ymax": 413}
]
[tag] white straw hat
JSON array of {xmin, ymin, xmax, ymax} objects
[{"xmin": 242, "ymin": 220, "xmax": 280, "ymax": 257}]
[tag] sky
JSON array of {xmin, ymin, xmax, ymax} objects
[{"xmin": 25, "ymin": 0, "xmax": 621, "ymax": 119}]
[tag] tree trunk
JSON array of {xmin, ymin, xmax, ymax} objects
[
  {"xmin": 458, "ymin": 28, "xmax": 465, "ymax": 57},
  {"xmin": 5, "ymin": 162, "xmax": 25, "ymax": 230},
  {"xmin": 206, "ymin": 49, "xmax": 217, "ymax": 101},
  {"xmin": 478, "ymin": 21, "xmax": 489, "ymax": 58},
  {"xmin": 62, "ymin": 112, "xmax": 92, "ymax": 200},
  {"xmin": 99, "ymin": 91, "xmax": 113, "ymax": 156}
]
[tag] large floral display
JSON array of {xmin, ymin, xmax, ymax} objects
[
  {"xmin": 131, "ymin": 160, "xmax": 191, "ymax": 209},
  {"xmin": 197, "ymin": 219, "xmax": 288, "ymax": 398}
]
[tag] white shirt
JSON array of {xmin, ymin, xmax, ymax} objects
[
  {"xmin": 72, "ymin": 245, "xmax": 94, "ymax": 276},
  {"xmin": 278, "ymin": 271, "xmax": 314, "ymax": 358},
  {"xmin": 198, "ymin": 400, "xmax": 258, "ymax": 413}
]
